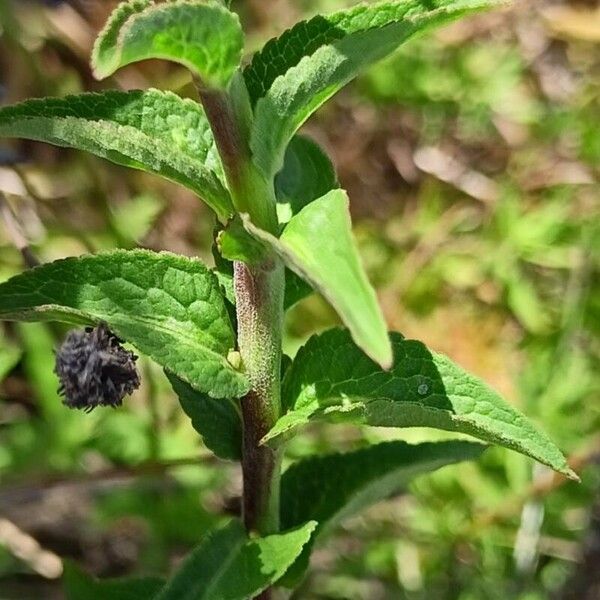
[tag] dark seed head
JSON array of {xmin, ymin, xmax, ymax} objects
[{"xmin": 54, "ymin": 322, "xmax": 140, "ymax": 412}]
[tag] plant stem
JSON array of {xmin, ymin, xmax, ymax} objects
[
  {"xmin": 234, "ymin": 258, "xmax": 284, "ymax": 536},
  {"xmin": 197, "ymin": 80, "xmax": 278, "ymax": 234},
  {"xmin": 197, "ymin": 78, "xmax": 284, "ymax": 597}
]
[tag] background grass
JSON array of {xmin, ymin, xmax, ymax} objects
[{"xmin": 0, "ymin": 1, "xmax": 598, "ymax": 598}]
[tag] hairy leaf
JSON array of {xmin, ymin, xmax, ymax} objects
[
  {"xmin": 0, "ymin": 250, "xmax": 249, "ymax": 399},
  {"xmin": 266, "ymin": 329, "xmax": 576, "ymax": 479},
  {"xmin": 248, "ymin": 0, "xmax": 503, "ymax": 177},
  {"xmin": 63, "ymin": 562, "xmax": 165, "ymax": 600},
  {"xmin": 93, "ymin": 0, "xmax": 243, "ymax": 89},
  {"xmin": 275, "ymin": 134, "xmax": 338, "ymax": 224},
  {"xmin": 91, "ymin": 0, "xmax": 151, "ymax": 74},
  {"xmin": 167, "ymin": 372, "xmax": 242, "ymax": 461},
  {"xmin": 155, "ymin": 519, "xmax": 317, "ymax": 600},
  {"xmin": 279, "ymin": 440, "xmax": 485, "ymax": 585},
  {"xmin": 246, "ymin": 190, "xmax": 392, "ymax": 368},
  {"xmin": 0, "ymin": 90, "xmax": 231, "ymax": 220}
]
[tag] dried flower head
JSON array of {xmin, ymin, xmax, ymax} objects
[{"xmin": 54, "ymin": 322, "xmax": 140, "ymax": 412}]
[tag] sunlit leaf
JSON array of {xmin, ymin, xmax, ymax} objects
[
  {"xmin": 248, "ymin": 0, "xmax": 503, "ymax": 177},
  {"xmin": 93, "ymin": 0, "xmax": 243, "ymax": 89},
  {"xmin": 0, "ymin": 250, "xmax": 249, "ymax": 399},
  {"xmin": 246, "ymin": 190, "xmax": 391, "ymax": 368},
  {"xmin": 0, "ymin": 90, "xmax": 231, "ymax": 219},
  {"xmin": 266, "ymin": 328, "xmax": 576, "ymax": 479}
]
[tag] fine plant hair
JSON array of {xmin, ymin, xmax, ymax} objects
[{"xmin": 0, "ymin": 1, "xmax": 576, "ymax": 598}]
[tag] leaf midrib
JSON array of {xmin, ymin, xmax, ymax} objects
[
  {"xmin": 199, "ymin": 537, "xmax": 246, "ymax": 600},
  {"xmin": 0, "ymin": 114, "xmax": 211, "ymax": 165},
  {"xmin": 0, "ymin": 303, "xmax": 233, "ymax": 365}
]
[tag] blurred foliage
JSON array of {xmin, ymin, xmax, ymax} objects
[{"xmin": 0, "ymin": 1, "xmax": 598, "ymax": 599}]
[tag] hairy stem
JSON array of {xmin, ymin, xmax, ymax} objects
[
  {"xmin": 234, "ymin": 258, "xmax": 284, "ymax": 536},
  {"xmin": 197, "ymin": 80, "xmax": 277, "ymax": 233},
  {"xmin": 197, "ymin": 78, "xmax": 283, "ymax": 598}
]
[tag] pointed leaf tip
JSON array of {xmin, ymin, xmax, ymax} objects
[
  {"xmin": 565, "ymin": 467, "xmax": 581, "ymax": 483},
  {"xmin": 272, "ymin": 328, "xmax": 573, "ymax": 478},
  {"xmin": 156, "ymin": 519, "xmax": 317, "ymax": 600},
  {"xmin": 244, "ymin": 189, "xmax": 392, "ymax": 368}
]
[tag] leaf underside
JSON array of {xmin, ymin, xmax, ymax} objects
[
  {"xmin": 267, "ymin": 328, "xmax": 575, "ymax": 479},
  {"xmin": 90, "ymin": 0, "xmax": 152, "ymax": 76},
  {"xmin": 167, "ymin": 372, "xmax": 242, "ymax": 461},
  {"xmin": 0, "ymin": 89, "xmax": 232, "ymax": 220},
  {"xmin": 155, "ymin": 520, "xmax": 316, "ymax": 600},
  {"xmin": 0, "ymin": 250, "xmax": 249, "ymax": 399},
  {"xmin": 92, "ymin": 0, "xmax": 244, "ymax": 89},
  {"xmin": 279, "ymin": 440, "xmax": 486, "ymax": 585},
  {"xmin": 247, "ymin": 0, "xmax": 504, "ymax": 177}
]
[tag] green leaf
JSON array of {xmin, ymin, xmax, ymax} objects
[
  {"xmin": 90, "ymin": 0, "xmax": 152, "ymax": 75},
  {"xmin": 217, "ymin": 217, "xmax": 270, "ymax": 265},
  {"xmin": 248, "ymin": 0, "xmax": 503, "ymax": 177},
  {"xmin": 282, "ymin": 440, "xmax": 484, "ymax": 532},
  {"xmin": 92, "ymin": 0, "xmax": 243, "ymax": 89},
  {"xmin": 279, "ymin": 440, "xmax": 485, "ymax": 585},
  {"xmin": 283, "ymin": 270, "xmax": 313, "ymax": 311},
  {"xmin": 0, "ymin": 90, "xmax": 231, "ymax": 220},
  {"xmin": 63, "ymin": 562, "xmax": 165, "ymax": 600},
  {"xmin": 156, "ymin": 519, "xmax": 317, "ymax": 600},
  {"xmin": 166, "ymin": 372, "xmax": 242, "ymax": 461},
  {"xmin": 0, "ymin": 250, "xmax": 249, "ymax": 399},
  {"xmin": 246, "ymin": 189, "xmax": 392, "ymax": 368},
  {"xmin": 275, "ymin": 135, "xmax": 338, "ymax": 225},
  {"xmin": 266, "ymin": 328, "xmax": 576, "ymax": 479}
]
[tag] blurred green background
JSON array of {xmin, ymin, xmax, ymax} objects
[{"xmin": 0, "ymin": 1, "xmax": 598, "ymax": 598}]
